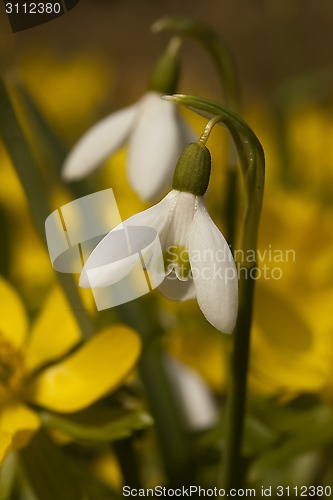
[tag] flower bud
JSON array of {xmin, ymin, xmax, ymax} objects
[{"xmin": 148, "ymin": 40, "xmax": 181, "ymax": 95}]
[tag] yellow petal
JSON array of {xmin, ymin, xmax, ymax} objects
[
  {"xmin": 250, "ymin": 322, "xmax": 329, "ymax": 399},
  {"xmin": 0, "ymin": 277, "xmax": 27, "ymax": 348},
  {"xmin": 101, "ymin": 149, "xmax": 147, "ymax": 221},
  {"xmin": 0, "ymin": 146, "xmax": 26, "ymax": 212},
  {"xmin": 250, "ymin": 285, "xmax": 330, "ymax": 398},
  {"xmin": 254, "ymin": 284, "xmax": 313, "ymax": 353},
  {"xmin": 0, "ymin": 402, "xmax": 40, "ymax": 451},
  {"xmin": 25, "ymin": 287, "xmax": 81, "ymax": 373},
  {"xmin": 21, "ymin": 52, "xmax": 113, "ymax": 142},
  {"xmin": 91, "ymin": 451, "xmax": 123, "ymax": 491},
  {"xmin": 27, "ymin": 325, "xmax": 141, "ymax": 413},
  {"xmin": 165, "ymin": 323, "xmax": 228, "ymax": 393},
  {"xmin": 0, "ymin": 431, "xmax": 13, "ymax": 464}
]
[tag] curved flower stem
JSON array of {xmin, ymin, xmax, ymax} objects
[
  {"xmin": 152, "ymin": 16, "xmax": 241, "ymax": 247},
  {"xmin": 198, "ymin": 115, "xmax": 225, "ymax": 145},
  {"xmin": 164, "ymin": 95, "xmax": 265, "ymax": 489},
  {"xmin": 0, "ymin": 79, "xmax": 94, "ymax": 340},
  {"xmin": 152, "ymin": 17, "xmax": 240, "ymax": 110}
]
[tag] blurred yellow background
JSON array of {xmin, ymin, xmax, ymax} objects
[{"xmin": 1, "ymin": 0, "xmax": 333, "ymax": 492}]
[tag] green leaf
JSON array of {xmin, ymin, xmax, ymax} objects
[
  {"xmin": 19, "ymin": 430, "xmax": 83, "ymax": 500},
  {"xmin": 251, "ymin": 403, "xmax": 333, "ymax": 479},
  {"xmin": 40, "ymin": 408, "xmax": 153, "ymax": 443},
  {"xmin": 0, "ymin": 204, "xmax": 10, "ymax": 278},
  {"xmin": 0, "ymin": 80, "xmax": 50, "ymax": 237},
  {"xmin": 194, "ymin": 413, "xmax": 277, "ymax": 460},
  {"xmin": 12, "ymin": 81, "xmax": 67, "ymax": 175},
  {"xmin": 0, "ymin": 78, "xmax": 94, "ymax": 340},
  {"xmin": 62, "ymin": 450, "xmax": 122, "ymax": 500},
  {"xmin": 0, "ymin": 452, "xmax": 17, "ymax": 500},
  {"xmin": 242, "ymin": 416, "xmax": 278, "ymax": 457}
]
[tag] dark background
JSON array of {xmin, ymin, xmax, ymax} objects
[{"xmin": 1, "ymin": 0, "xmax": 333, "ymax": 103}]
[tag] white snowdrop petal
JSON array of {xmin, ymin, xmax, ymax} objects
[
  {"xmin": 121, "ymin": 189, "xmax": 175, "ymax": 233},
  {"xmin": 62, "ymin": 104, "xmax": 138, "ymax": 180},
  {"xmin": 81, "ymin": 251, "xmax": 141, "ymax": 288},
  {"xmin": 188, "ymin": 200, "xmax": 238, "ymax": 333},
  {"xmin": 128, "ymin": 93, "xmax": 189, "ymax": 201},
  {"xmin": 164, "ymin": 355, "xmax": 219, "ymax": 431},
  {"xmin": 80, "ymin": 192, "xmax": 174, "ymax": 288}
]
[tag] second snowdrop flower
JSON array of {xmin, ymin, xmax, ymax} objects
[{"xmin": 62, "ymin": 38, "xmax": 194, "ymax": 201}]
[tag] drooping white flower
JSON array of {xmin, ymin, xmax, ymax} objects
[
  {"xmin": 62, "ymin": 92, "xmax": 194, "ymax": 201},
  {"xmin": 63, "ymin": 91, "xmax": 193, "ymax": 200},
  {"xmin": 62, "ymin": 33, "xmax": 195, "ymax": 202},
  {"xmin": 164, "ymin": 355, "xmax": 219, "ymax": 431},
  {"xmin": 80, "ymin": 185, "xmax": 238, "ymax": 333}
]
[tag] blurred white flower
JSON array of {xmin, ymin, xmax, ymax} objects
[
  {"xmin": 62, "ymin": 91, "xmax": 194, "ymax": 201},
  {"xmin": 164, "ymin": 355, "xmax": 219, "ymax": 432},
  {"xmin": 80, "ymin": 188, "xmax": 238, "ymax": 334}
]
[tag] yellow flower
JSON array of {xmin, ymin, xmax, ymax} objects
[
  {"xmin": 249, "ymin": 187, "xmax": 333, "ymax": 400},
  {"xmin": 164, "ymin": 320, "xmax": 228, "ymax": 394},
  {"xmin": 0, "ymin": 277, "xmax": 141, "ymax": 464},
  {"xmin": 19, "ymin": 51, "xmax": 114, "ymax": 142},
  {"xmin": 249, "ymin": 283, "xmax": 330, "ymax": 400},
  {"xmin": 287, "ymin": 104, "xmax": 333, "ymax": 194}
]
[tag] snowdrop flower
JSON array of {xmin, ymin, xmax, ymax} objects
[
  {"xmin": 164, "ymin": 355, "xmax": 219, "ymax": 431},
  {"xmin": 62, "ymin": 38, "xmax": 194, "ymax": 201},
  {"xmin": 80, "ymin": 141, "xmax": 238, "ymax": 334}
]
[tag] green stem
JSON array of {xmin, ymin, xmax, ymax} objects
[
  {"xmin": 219, "ymin": 268, "xmax": 256, "ymax": 488},
  {"xmin": 116, "ymin": 298, "xmax": 194, "ymax": 487},
  {"xmin": 113, "ymin": 438, "xmax": 141, "ymax": 489},
  {"xmin": 0, "ymin": 79, "xmax": 94, "ymax": 340},
  {"xmin": 153, "ymin": 17, "xmax": 241, "ymax": 246},
  {"xmin": 224, "ymin": 164, "xmax": 238, "ymax": 250},
  {"xmin": 198, "ymin": 115, "xmax": 225, "ymax": 145},
  {"xmin": 139, "ymin": 340, "xmax": 193, "ymax": 486},
  {"xmin": 153, "ymin": 17, "xmax": 240, "ymax": 110},
  {"xmin": 164, "ymin": 95, "xmax": 265, "ymax": 489}
]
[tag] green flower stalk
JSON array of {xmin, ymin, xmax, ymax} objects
[
  {"xmin": 152, "ymin": 16, "xmax": 241, "ymax": 246},
  {"xmin": 148, "ymin": 36, "xmax": 182, "ymax": 95},
  {"xmin": 152, "ymin": 17, "xmax": 240, "ymax": 110}
]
